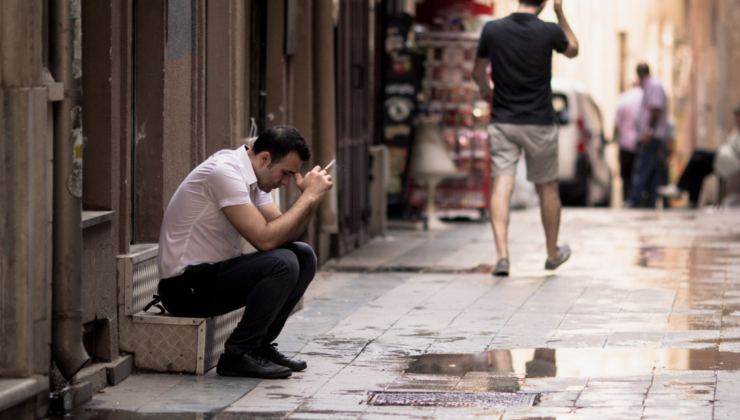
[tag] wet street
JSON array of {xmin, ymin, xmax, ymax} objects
[{"xmin": 78, "ymin": 208, "xmax": 740, "ymax": 419}]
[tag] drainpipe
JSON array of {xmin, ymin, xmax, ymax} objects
[{"xmin": 49, "ymin": 0, "xmax": 90, "ymax": 380}]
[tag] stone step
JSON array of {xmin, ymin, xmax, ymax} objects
[
  {"xmin": 117, "ymin": 244, "xmax": 242, "ymax": 374},
  {"xmin": 72, "ymin": 354, "xmax": 133, "ymax": 395}
]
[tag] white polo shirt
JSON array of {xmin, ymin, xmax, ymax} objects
[{"xmin": 157, "ymin": 146, "xmax": 273, "ymax": 279}]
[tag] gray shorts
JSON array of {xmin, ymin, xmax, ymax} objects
[{"xmin": 488, "ymin": 123, "xmax": 559, "ymax": 184}]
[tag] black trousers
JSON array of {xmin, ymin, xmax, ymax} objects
[
  {"xmin": 628, "ymin": 138, "xmax": 666, "ymax": 208},
  {"xmin": 619, "ymin": 148, "xmax": 636, "ymax": 200},
  {"xmin": 158, "ymin": 242, "xmax": 317, "ymax": 354}
]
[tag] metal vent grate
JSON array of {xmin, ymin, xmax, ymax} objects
[
  {"xmin": 132, "ymin": 256, "xmax": 160, "ymax": 314},
  {"xmin": 368, "ymin": 392, "xmax": 537, "ymax": 408},
  {"xmin": 205, "ymin": 308, "xmax": 245, "ymax": 370}
]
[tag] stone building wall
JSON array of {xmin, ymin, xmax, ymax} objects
[
  {"xmin": 0, "ymin": 0, "xmax": 52, "ymax": 380},
  {"xmin": 0, "ymin": 0, "xmax": 350, "ymax": 416}
]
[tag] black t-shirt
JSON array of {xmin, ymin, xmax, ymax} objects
[{"xmin": 476, "ymin": 14, "xmax": 570, "ymax": 125}]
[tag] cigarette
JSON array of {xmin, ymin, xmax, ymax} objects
[{"xmin": 325, "ymin": 159, "xmax": 336, "ymax": 170}]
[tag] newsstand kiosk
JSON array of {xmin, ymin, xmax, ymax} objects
[{"xmin": 383, "ymin": 0, "xmax": 495, "ymax": 221}]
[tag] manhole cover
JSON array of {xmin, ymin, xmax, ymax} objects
[{"xmin": 368, "ymin": 392, "xmax": 537, "ymax": 408}]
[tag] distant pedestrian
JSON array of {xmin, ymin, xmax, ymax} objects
[
  {"xmin": 473, "ymin": 0, "xmax": 579, "ymax": 276},
  {"xmin": 157, "ymin": 126, "xmax": 332, "ymax": 379},
  {"xmin": 625, "ymin": 63, "xmax": 668, "ymax": 208},
  {"xmin": 613, "ymin": 84, "xmax": 643, "ymax": 200}
]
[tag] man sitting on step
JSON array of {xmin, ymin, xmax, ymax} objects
[{"xmin": 156, "ymin": 125, "xmax": 332, "ymax": 379}]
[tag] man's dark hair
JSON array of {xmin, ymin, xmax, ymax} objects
[
  {"xmin": 636, "ymin": 63, "xmax": 650, "ymax": 75},
  {"xmin": 519, "ymin": 0, "xmax": 547, "ymax": 6},
  {"xmin": 252, "ymin": 125, "xmax": 311, "ymax": 165}
]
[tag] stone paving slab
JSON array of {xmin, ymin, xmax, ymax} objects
[
  {"xmin": 135, "ymin": 371, "xmax": 259, "ymax": 414},
  {"xmin": 83, "ymin": 209, "xmax": 740, "ymax": 419},
  {"xmin": 85, "ymin": 373, "xmax": 188, "ymax": 412}
]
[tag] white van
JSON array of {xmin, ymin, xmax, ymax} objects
[{"xmin": 551, "ymin": 78, "xmax": 611, "ymax": 206}]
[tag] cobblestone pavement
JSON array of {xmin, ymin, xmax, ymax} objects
[{"xmin": 82, "ymin": 209, "xmax": 740, "ymax": 419}]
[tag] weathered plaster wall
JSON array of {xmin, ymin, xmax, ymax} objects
[{"xmin": 0, "ymin": 0, "xmax": 52, "ymax": 379}]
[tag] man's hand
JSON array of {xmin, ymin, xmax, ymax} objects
[
  {"xmin": 482, "ymin": 89, "xmax": 493, "ymax": 104},
  {"xmin": 294, "ymin": 165, "xmax": 333, "ymax": 198},
  {"xmin": 554, "ymin": 0, "xmax": 578, "ymax": 58},
  {"xmin": 642, "ymin": 132, "xmax": 652, "ymax": 146},
  {"xmin": 224, "ymin": 166, "xmax": 332, "ymax": 252},
  {"xmin": 473, "ymin": 57, "xmax": 493, "ymax": 103}
]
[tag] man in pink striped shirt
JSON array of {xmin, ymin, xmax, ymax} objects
[
  {"xmin": 614, "ymin": 83, "xmax": 643, "ymax": 200},
  {"xmin": 625, "ymin": 63, "xmax": 668, "ymax": 208}
]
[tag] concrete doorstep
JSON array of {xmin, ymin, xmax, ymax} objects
[{"xmin": 61, "ymin": 354, "xmax": 133, "ymax": 410}]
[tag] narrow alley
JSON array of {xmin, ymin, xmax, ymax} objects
[{"xmin": 75, "ymin": 208, "xmax": 740, "ymax": 419}]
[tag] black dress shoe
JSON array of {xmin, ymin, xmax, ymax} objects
[
  {"xmin": 216, "ymin": 351, "xmax": 292, "ymax": 379},
  {"xmin": 254, "ymin": 343, "xmax": 308, "ymax": 372}
]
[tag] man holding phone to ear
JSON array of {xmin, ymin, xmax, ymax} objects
[{"xmin": 157, "ymin": 125, "xmax": 332, "ymax": 379}]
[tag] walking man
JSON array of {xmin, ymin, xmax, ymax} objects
[
  {"xmin": 613, "ymin": 83, "xmax": 644, "ymax": 200},
  {"xmin": 625, "ymin": 63, "xmax": 668, "ymax": 208},
  {"xmin": 157, "ymin": 126, "xmax": 332, "ymax": 379},
  {"xmin": 473, "ymin": 0, "xmax": 579, "ymax": 276}
]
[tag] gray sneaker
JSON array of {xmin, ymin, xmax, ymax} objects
[
  {"xmin": 545, "ymin": 245, "xmax": 571, "ymax": 270},
  {"xmin": 493, "ymin": 258, "xmax": 510, "ymax": 277}
]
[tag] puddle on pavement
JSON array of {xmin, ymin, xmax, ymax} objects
[
  {"xmin": 325, "ymin": 266, "xmax": 424, "ymax": 274},
  {"xmin": 422, "ymin": 264, "xmax": 495, "ymax": 274},
  {"xmin": 370, "ymin": 265, "xmax": 495, "ymax": 274},
  {"xmin": 325, "ymin": 264, "xmax": 496, "ymax": 275},
  {"xmin": 637, "ymin": 246, "xmax": 670, "ymax": 268},
  {"xmin": 55, "ymin": 410, "xmax": 295, "ymax": 420},
  {"xmin": 407, "ymin": 348, "xmax": 740, "ymax": 379},
  {"xmin": 52, "ymin": 410, "xmax": 215, "ymax": 420}
]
